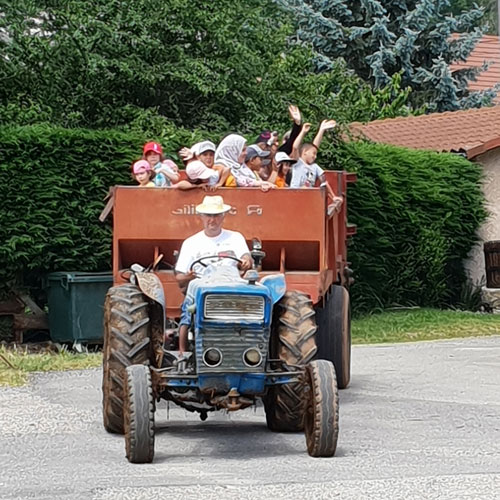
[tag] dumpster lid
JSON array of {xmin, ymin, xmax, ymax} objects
[{"xmin": 47, "ymin": 271, "xmax": 113, "ymax": 284}]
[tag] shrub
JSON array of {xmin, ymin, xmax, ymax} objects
[{"xmin": 328, "ymin": 140, "xmax": 486, "ymax": 312}]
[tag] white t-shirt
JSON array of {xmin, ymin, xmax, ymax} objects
[
  {"xmin": 175, "ymin": 229, "xmax": 250, "ymax": 275},
  {"xmin": 290, "ymin": 158, "xmax": 324, "ymax": 188}
]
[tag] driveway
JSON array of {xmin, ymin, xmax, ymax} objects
[{"xmin": 1, "ymin": 336, "xmax": 500, "ymax": 499}]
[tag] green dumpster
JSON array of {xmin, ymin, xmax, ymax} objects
[{"xmin": 46, "ymin": 271, "xmax": 113, "ymax": 343}]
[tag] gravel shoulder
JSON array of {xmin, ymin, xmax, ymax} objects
[{"xmin": 1, "ymin": 336, "xmax": 500, "ymax": 500}]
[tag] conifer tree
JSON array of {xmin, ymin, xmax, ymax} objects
[{"xmin": 276, "ymin": 0, "xmax": 498, "ymax": 111}]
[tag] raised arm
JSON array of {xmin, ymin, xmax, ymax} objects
[
  {"xmin": 313, "ymin": 119, "xmax": 337, "ymax": 150},
  {"xmin": 291, "ymin": 122, "xmax": 311, "ymax": 159},
  {"xmin": 279, "ymin": 105, "xmax": 302, "ymax": 155}
]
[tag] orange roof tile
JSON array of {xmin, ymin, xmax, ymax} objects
[
  {"xmin": 450, "ymin": 35, "xmax": 500, "ymax": 103},
  {"xmin": 348, "ymin": 105, "xmax": 500, "ymax": 158}
]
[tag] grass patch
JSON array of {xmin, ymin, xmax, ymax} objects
[
  {"xmin": 0, "ymin": 346, "xmax": 102, "ymax": 387},
  {"xmin": 352, "ymin": 308, "xmax": 500, "ymax": 344}
]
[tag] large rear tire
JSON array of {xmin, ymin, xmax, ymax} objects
[
  {"xmin": 315, "ymin": 285, "xmax": 351, "ymax": 389},
  {"xmin": 124, "ymin": 365, "xmax": 155, "ymax": 463},
  {"xmin": 102, "ymin": 284, "xmax": 151, "ymax": 434},
  {"xmin": 264, "ymin": 291, "xmax": 317, "ymax": 432},
  {"xmin": 304, "ymin": 360, "xmax": 339, "ymax": 457}
]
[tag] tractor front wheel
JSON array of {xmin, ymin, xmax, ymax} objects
[
  {"xmin": 304, "ymin": 360, "xmax": 339, "ymax": 457},
  {"xmin": 264, "ymin": 291, "xmax": 318, "ymax": 432},
  {"xmin": 124, "ymin": 364, "xmax": 155, "ymax": 463},
  {"xmin": 102, "ymin": 284, "xmax": 151, "ymax": 434}
]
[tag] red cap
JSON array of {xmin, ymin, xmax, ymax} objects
[{"xmin": 143, "ymin": 142, "xmax": 163, "ymax": 155}]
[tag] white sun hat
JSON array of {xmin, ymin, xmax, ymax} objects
[{"xmin": 195, "ymin": 195, "xmax": 232, "ymax": 215}]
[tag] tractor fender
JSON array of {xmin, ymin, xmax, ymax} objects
[
  {"xmin": 260, "ymin": 274, "xmax": 286, "ymax": 304},
  {"xmin": 134, "ymin": 272, "xmax": 167, "ymax": 334}
]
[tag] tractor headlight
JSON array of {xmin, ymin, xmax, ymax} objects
[
  {"xmin": 203, "ymin": 347, "xmax": 223, "ymax": 367},
  {"xmin": 243, "ymin": 348, "xmax": 263, "ymax": 367}
]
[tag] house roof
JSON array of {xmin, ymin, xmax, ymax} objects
[
  {"xmin": 450, "ymin": 34, "xmax": 500, "ymax": 103},
  {"xmin": 348, "ymin": 105, "xmax": 500, "ymax": 159}
]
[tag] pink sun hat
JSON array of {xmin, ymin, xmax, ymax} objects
[
  {"xmin": 186, "ymin": 160, "xmax": 216, "ymax": 180},
  {"xmin": 132, "ymin": 160, "xmax": 152, "ymax": 174}
]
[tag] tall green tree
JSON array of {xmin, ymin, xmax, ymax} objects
[
  {"xmin": 275, "ymin": 0, "xmax": 497, "ymax": 112},
  {"xmin": 449, "ymin": 0, "xmax": 497, "ymax": 33},
  {"xmin": 0, "ymin": 0, "xmax": 410, "ymax": 133}
]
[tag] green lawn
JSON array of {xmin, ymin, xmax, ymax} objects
[
  {"xmin": 352, "ymin": 308, "xmax": 500, "ymax": 344},
  {"xmin": 0, "ymin": 347, "xmax": 102, "ymax": 387}
]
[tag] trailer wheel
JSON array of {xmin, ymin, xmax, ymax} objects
[
  {"xmin": 264, "ymin": 291, "xmax": 318, "ymax": 432},
  {"xmin": 315, "ymin": 285, "xmax": 351, "ymax": 389},
  {"xmin": 124, "ymin": 364, "xmax": 155, "ymax": 463},
  {"xmin": 102, "ymin": 284, "xmax": 151, "ymax": 434},
  {"xmin": 304, "ymin": 360, "xmax": 339, "ymax": 457}
]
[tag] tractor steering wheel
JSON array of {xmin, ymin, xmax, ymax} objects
[{"xmin": 189, "ymin": 254, "xmax": 242, "ymax": 271}]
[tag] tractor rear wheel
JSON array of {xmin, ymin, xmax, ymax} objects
[
  {"xmin": 304, "ymin": 360, "xmax": 339, "ymax": 457},
  {"xmin": 102, "ymin": 284, "xmax": 151, "ymax": 434},
  {"xmin": 124, "ymin": 364, "xmax": 155, "ymax": 463},
  {"xmin": 264, "ymin": 291, "xmax": 318, "ymax": 432},
  {"xmin": 315, "ymin": 285, "xmax": 351, "ymax": 389}
]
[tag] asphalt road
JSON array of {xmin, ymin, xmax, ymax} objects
[{"xmin": 1, "ymin": 336, "xmax": 500, "ymax": 500}]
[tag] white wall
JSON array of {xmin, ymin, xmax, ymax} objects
[{"xmin": 464, "ymin": 147, "xmax": 500, "ymax": 285}]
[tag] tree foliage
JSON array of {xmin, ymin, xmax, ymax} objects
[
  {"xmin": 275, "ymin": 0, "xmax": 498, "ymax": 112},
  {"xmin": 448, "ymin": 0, "xmax": 497, "ymax": 33},
  {"xmin": 0, "ymin": 0, "xmax": 411, "ymax": 134}
]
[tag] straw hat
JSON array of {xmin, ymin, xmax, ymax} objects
[{"xmin": 196, "ymin": 195, "xmax": 231, "ymax": 215}]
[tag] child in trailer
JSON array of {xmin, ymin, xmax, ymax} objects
[
  {"xmin": 177, "ymin": 140, "xmax": 229, "ymax": 190},
  {"xmin": 142, "ymin": 141, "xmax": 180, "ymax": 187},
  {"xmin": 132, "ymin": 160, "xmax": 155, "ymax": 187},
  {"xmin": 290, "ymin": 120, "xmax": 344, "ymax": 212},
  {"xmin": 274, "ymin": 152, "xmax": 296, "ymax": 188},
  {"xmin": 225, "ymin": 144, "xmax": 276, "ymax": 191}
]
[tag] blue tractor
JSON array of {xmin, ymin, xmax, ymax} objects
[{"xmin": 102, "ymin": 252, "xmax": 339, "ymax": 463}]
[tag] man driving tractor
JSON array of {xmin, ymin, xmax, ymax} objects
[{"xmin": 175, "ymin": 195, "xmax": 253, "ymax": 353}]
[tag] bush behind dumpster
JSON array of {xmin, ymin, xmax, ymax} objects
[{"xmin": 0, "ymin": 126, "xmax": 486, "ymax": 312}]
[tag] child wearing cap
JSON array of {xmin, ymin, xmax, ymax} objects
[
  {"xmin": 191, "ymin": 141, "xmax": 216, "ymax": 168},
  {"xmin": 274, "ymin": 152, "xmax": 296, "ymax": 188},
  {"xmin": 225, "ymin": 144, "xmax": 276, "ymax": 191},
  {"xmin": 142, "ymin": 141, "xmax": 180, "ymax": 187},
  {"xmin": 132, "ymin": 160, "xmax": 155, "ymax": 187},
  {"xmin": 178, "ymin": 140, "xmax": 229, "ymax": 190}
]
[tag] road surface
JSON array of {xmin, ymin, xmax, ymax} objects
[{"xmin": 1, "ymin": 336, "xmax": 500, "ymax": 499}]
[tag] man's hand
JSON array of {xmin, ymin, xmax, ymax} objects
[
  {"xmin": 175, "ymin": 270, "xmax": 198, "ymax": 294},
  {"xmin": 302, "ymin": 122, "xmax": 312, "ymax": 134},
  {"xmin": 319, "ymin": 119, "xmax": 337, "ymax": 131},
  {"xmin": 288, "ymin": 104, "xmax": 301, "ymax": 125},
  {"xmin": 239, "ymin": 254, "xmax": 253, "ymax": 272}
]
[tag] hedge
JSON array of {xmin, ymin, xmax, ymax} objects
[
  {"xmin": 332, "ymin": 140, "xmax": 486, "ymax": 312},
  {"xmin": 0, "ymin": 124, "xmax": 205, "ymax": 298},
  {"xmin": 0, "ymin": 125, "xmax": 486, "ymax": 313}
]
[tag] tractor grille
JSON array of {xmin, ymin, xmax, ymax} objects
[
  {"xmin": 196, "ymin": 325, "xmax": 269, "ymax": 373},
  {"xmin": 204, "ymin": 294, "xmax": 265, "ymax": 321}
]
